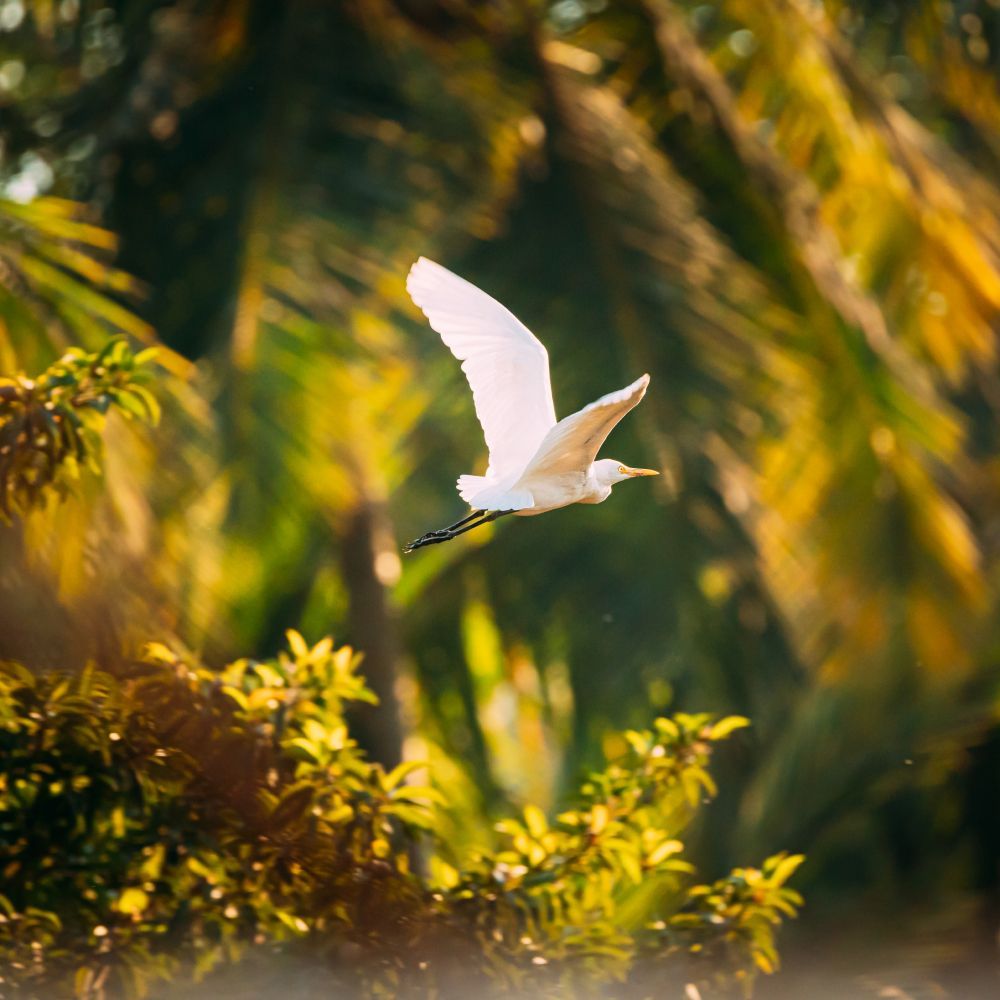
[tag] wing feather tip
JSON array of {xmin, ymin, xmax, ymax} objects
[
  {"xmin": 625, "ymin": 372, "xmax": 650, "ymax": 400},
  {"xmin": 406, "ymin": 256, "xmax": 438, "ymax": 293}
]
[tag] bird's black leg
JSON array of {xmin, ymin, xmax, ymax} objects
[
  {"xmin": 404, "ymin": 510, "xmax": 491, "ymax": 552},
  {"xmin": 403, "ymin": 510, "xmax": 512, "ymax": 553},
  {"xmin": 427, "ymin": 509, "xmax": 486, "ymax": 536},
  {"xmin": 446, "ymin": 508, "xmax": 512, "ymax": 538},
  {"xmin": 403, "ymin": 509, "xmax": 487, "ymax": 553}
]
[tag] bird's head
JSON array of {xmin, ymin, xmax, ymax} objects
[{"xmin": 594, "ymin": 458, "xmax": 660, "ymax": 487}]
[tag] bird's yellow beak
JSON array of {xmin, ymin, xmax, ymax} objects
[{"xmin": 628, "ymin": 467, "xmax": 659, "ymax": 478}]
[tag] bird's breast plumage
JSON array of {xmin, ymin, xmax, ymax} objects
[
  {"xmin": 511, "ymin": 466, "xmax": 608, "ymax": 513},
  {"xmin": 577, "ymin": 484, "xmax": 613, "ymax": 505}
]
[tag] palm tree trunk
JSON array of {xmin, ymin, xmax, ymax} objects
[{"xmin": 339, "ymin": 498, "xmax": 405, "ymax": 768}]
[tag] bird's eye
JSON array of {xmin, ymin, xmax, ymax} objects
[{"xmin": 618, "ymin": 465, "xmax": 626, "ymax": 474}]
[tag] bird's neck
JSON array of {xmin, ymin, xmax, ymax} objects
[{"xmin": 582, "ymin": 465, "xmax": 613, "ymax": 504}]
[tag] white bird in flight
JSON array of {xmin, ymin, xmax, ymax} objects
[{"xmin": 404, "ymin": 258, "xmax": 658, "ymax": 552}]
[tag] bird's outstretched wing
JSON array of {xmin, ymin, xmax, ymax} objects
[
  {"xmin": 519, "ymin": 374, "xmax": 650, "ymax": 479},
  {"xmin": 407, "ymin": 258, "xmax": 557, "ymax": 482}
]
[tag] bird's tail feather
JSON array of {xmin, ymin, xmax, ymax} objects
[
  {"xmin": 457, "ymin": 474, "xmax": 490, "ymax": 504},
  {"xmin": 457, "ymin": 475, "xmax": 533, "ymax": 511}
]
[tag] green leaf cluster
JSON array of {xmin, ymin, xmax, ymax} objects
[
  {"xmin": 0, "ymin": 636, "xmax": 798, "ymax": 998},
  {"xmin": 436, "ymin": 713, "xmax": 798, "ymax": 995},
  {"xmin": 0, "ymin": 340, "xmax": 158, "ymax": 521}
]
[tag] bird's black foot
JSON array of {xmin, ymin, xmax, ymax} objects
[
  {"xmin": 403, "ymin": 532, "xmax": 447, "ymax": 553},
  {"xmin": 402, "ymin": 509, "xmax": 511, "ymax": 554}
]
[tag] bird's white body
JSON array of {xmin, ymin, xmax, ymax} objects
[
  {"xmin": 404, "ymin": 258, "xmax": 656, "ymax": 548},
  {"xmin": 515, "ymin": 469, "xmax": 604, "ymax": 515},
  {"xmin": 471, "ymin": 469, "xmax": 601, "ymax": 518},
  {"xmin": 480, "ymin": 451, "xmax": 632, "ymax": 516}
]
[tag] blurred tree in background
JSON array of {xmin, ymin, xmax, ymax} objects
[{"xmin": 2, "ymin": 0, "xmax": 1000, "ymax": 995}]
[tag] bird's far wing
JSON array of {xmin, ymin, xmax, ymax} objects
[
  {"xmin": 519, "ymin": 374, "xmax": 650, "ymax": 479},
  {"xmin": 407, "ymin": 258, "xmax": 558, "ymax": 482}
]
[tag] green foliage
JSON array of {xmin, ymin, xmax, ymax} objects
[
  {"xmin": 0, "ymin": 635, "xmax": 800, "ymax": 998},
  {"xmin": 437, "ymin": 713, "xmax": 800, "ymax": 996},
  {"xmin": 668, "ymin": 854, "xmax": 805, "ymax": 978},
  {"xmin": 0, "ymin": 340, "xmax": 158, "ymax": 521}
]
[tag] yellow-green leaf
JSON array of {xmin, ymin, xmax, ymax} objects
[
  {"xmin": 768, "ymin": 853, "xmax": 805, "ymax": 887},
  {"xmin": 523, "ymin": 804, "xmax": 548, "ymax": 839},
  {"xmin": 707, "ymin": 716, "xmax": 751, "ymax": 740},
  {"xmin": 116, "ymin": 887, "xmax": 149, "ymax": 916}
]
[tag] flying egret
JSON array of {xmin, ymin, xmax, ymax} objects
[{"xmin": 403, "ymin": 258, "xmax": 658, "ymax": 553}]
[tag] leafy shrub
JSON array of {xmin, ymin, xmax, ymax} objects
[
  {"xmin": 0, "ymin": 635, "xmax": 801, "ymax": 999},
  {"xmin": 0, "ymin": 340, "xmax": 157, "ymax": 521}
]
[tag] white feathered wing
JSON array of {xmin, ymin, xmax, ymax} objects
[
  {"xmin": 518, "ymin": 374, "xmax": 650, "ymax": 483},
  {"xmin": 407, "ymin": 258, "xmax": 556, "ymax": 508}
]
